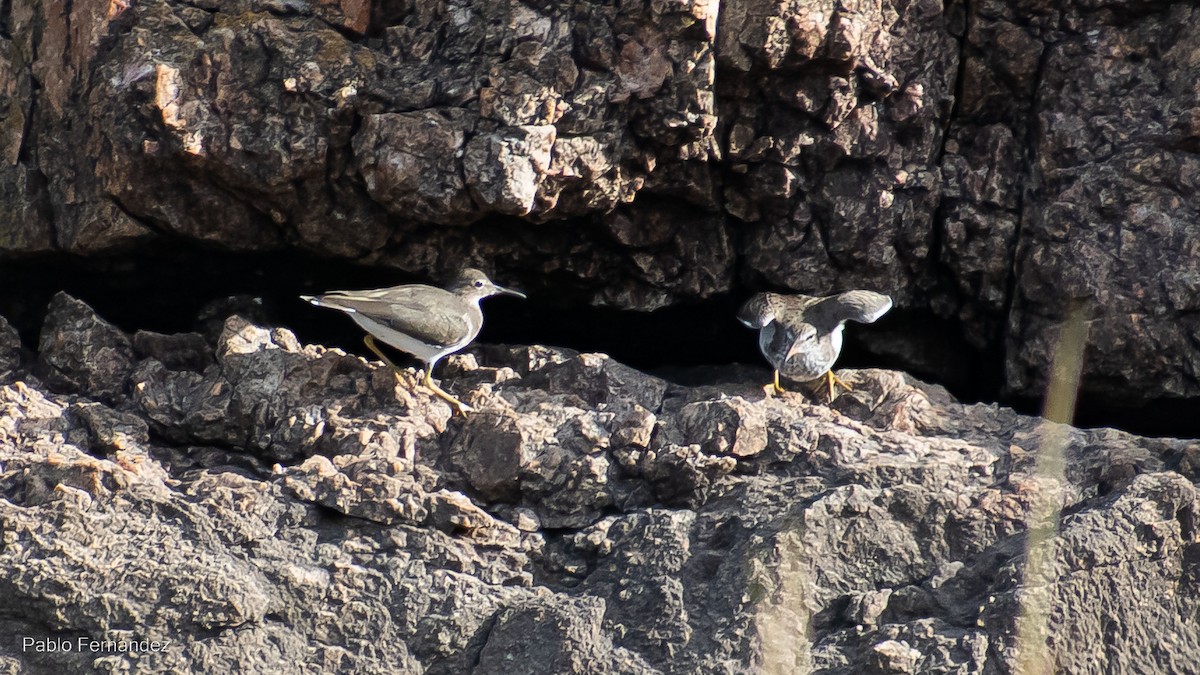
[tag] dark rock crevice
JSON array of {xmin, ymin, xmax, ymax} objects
[{"xmin": 4, "ymin": 240, "xmax": 1200, "ymax": 437}]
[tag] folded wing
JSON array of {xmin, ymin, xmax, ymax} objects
[{"xmin": 309, "ymin": 286, "xmax": 471, "ymax": 349}]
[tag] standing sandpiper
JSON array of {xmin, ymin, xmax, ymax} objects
[
  {"xmin": 302, "ymin": 268, "xmax": 525, "ymax": 414},
  {"xmin": 737, "ymin": 290, "xmax": 892, "ymax": 400}
]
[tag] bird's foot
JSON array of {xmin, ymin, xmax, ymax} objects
[
  {"xmin": 824, "ymin": 370, "xmax": 852, "ymax": 400},
  {"xmin": 422, "ymin": 369, "xmax": 473, "ymax": 416},
  {"xmin": 771, "ymin": 370, "xmax": 786, "ymax": 396}
]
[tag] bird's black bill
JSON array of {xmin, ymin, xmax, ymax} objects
[{"xmin": 495, "ymin": 285, "xmax": 527, "ymax": 299}]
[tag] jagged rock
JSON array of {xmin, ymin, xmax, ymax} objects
[
  {"xmin": 132, "ymin": 315, "xmax": 446, "ymax": 460},
  {"xmin": 280, "ymin": 454, "xmax": 432, "ymax": 526},
  {"xmin": 0, "ymin": 314, "xmax": 19, "ymax": 383},
  {"xmin": 132, "ymin": 329, "xmax": 211, "ymax": 373},
  {"xmin": 3, "ymin": 298, "xmax": 1198, "ymax": 673},
  {"xmin": 37, "ymin": 292, "xmax": 135, "ymax": 403},
  {"xmin": 448, "ymin": 411, "xmax": 535, "ymax": 503},
  {"xmin": 4, "ymin": 0, "xmax": 723, "ymax": 305},
  {"xmin": 69, "ymin": 401, "xmax": 151, "ymax": 456},
  {"xmin": 475, "ymin": 596, "xmax": 658, "ymax": 675},
  {"xmin": 679, "ymin": 398, "xmax": 768, "ymax": 458}
]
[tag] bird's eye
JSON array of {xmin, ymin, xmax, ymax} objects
[{"xmin": 474, "ymin": 280, "xmax": 485, "ymax": 288}]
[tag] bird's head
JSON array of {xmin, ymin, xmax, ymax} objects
[
  {"xmin": 449, "ymin": 268, "xmax": 527, "ymax": 301},
  {"xmin": 784, "ymin": 323, "xmax": 818, "ymax": 361}
]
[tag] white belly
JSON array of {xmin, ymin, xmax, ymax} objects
[
  {"xmin": 761, "ymin": 323, "xmax": 843, "ymax": 381},
  {"xmin": 352, "ymin": 314, "xmax": 468, "ymax": 366}
]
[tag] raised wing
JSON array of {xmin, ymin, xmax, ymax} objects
[
  {"xmin": 311, "ymin": 285, "xmax": 472, "ymax": 348},
  {"xmin": 737, "ymin": 293, "xmax": 777, "ymax": 328},
  {"xmin": 822, "ymin": 290, "xmax": 892, "ymax": 324}
]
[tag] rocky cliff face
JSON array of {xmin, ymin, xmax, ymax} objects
[
  {"xmin": 1, "ymin": 295, "xmax": 1198, "ymax": 673},
  {"xmin": 3, "ymin": 1, "xmax": 1200, "ymax": 670},
  {"xmin": 2, "ymin": 0, "xmax": 1199, "ymax": 409}
]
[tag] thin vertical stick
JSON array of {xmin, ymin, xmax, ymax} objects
[{"xmin": 1013, "ymin": 302, "xmax": 1088, "ymax": 674}]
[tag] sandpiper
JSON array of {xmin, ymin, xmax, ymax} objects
[
  {"xmin": 302, "ymin": 268, "xmax": 525, "ymax": 414},
  {"xmin": 738, "ymin": 290, "xmax": 892, "ymax": 399}
]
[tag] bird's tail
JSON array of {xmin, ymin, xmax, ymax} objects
[
  {"xmin": 301, "ymin": 294, "xmax": 360, "ymax": 315},
  {"xmin": 301, "ymin": 294, "xmax": 341, "ymax": 310}
]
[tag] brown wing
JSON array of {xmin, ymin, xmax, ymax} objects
[
  {"xmin": 823, "ymin": 290, "xmax": 892, "ymax": 324},
  {"xmin": 314, "ymin": 285, "xmax": 473, "ymax": 348},
  {"xmin": 740, "ymin": 293, "xmax": 825, "ymax": 327},
  {"xmin": 737, "ymin": 293, "xmax": 777, "ymax": 328}
]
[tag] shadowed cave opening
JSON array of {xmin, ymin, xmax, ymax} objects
[{"xmin": 1, "ymin": 243, "xmax": 1197, "ymax": 440}]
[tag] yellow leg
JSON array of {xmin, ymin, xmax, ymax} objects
[
  {"xmin": 363, "ymin": 335, "xmax": 401, "ymax": 374},
  {"xmin": 825, "ymin": 370, "xmax": 853, "ymax": 400},
  {"xmin": 365, "ymin": 335, "xmax": 471, "ymax": 414},
  {"xmin": 772, "ymin": 369, "xmax": 786, "ymax": 395},
  {"xmin": 422, "ymin": 366, "xmax": 473, "ymax": 415}
]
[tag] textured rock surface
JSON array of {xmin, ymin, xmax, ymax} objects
[
  {"xmin": 0, "ymin": 313, "xmax": 20, "ymax": 383},
  {"xmin": 1, "ymin": 0, "xmax": 1198, "ymax": 404},
  {"xmin": 1005, "ymin": 5, "xmax": 1200, "ymax": 401},
  {"xmin": 37, "ymin": 292, "xmax": 136, "ymax": 403},
  {"xmin": 1, "ymin": 296, "xmax": 1197, "ymax": 673}
]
